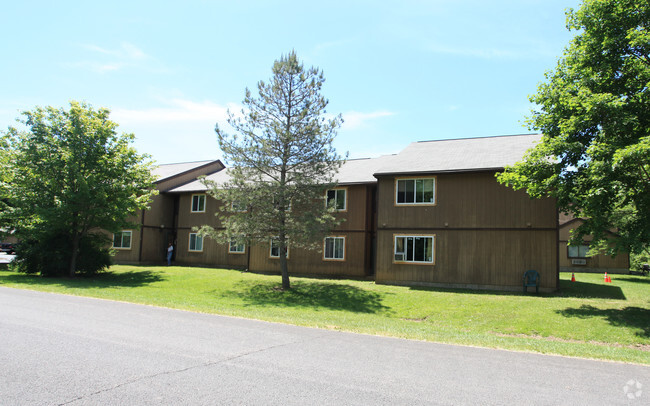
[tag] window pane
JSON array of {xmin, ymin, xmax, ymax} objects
[
  {"xmin": 336, "ymin": 190, "xmax": 346, "ymax": 210},
  {"xmin": 406, "ymin": 237, "xmax": 414, "ymax": 261},
  {"xmin": 113, "ymin": 233, "xmax": 121, "ymax": 248},
  {"xmin": 579, "ymin": 245, "xmax": 589, "ymax": 257},
  {"xmin": 425, "ymin": 237, "xmax": 433, "ymax": 262},
  {"xmin": 335, "ymin": 238, "xmax": 344, "ymax": 259},
  {"xmin": 325, "ymin": 238, "xmax": 333, "ymax": 258},
  {"xmin": 397, "ymin": 180, "xmax": 406, "ymax": 203},
  {"xmin": 122, "ymin": 232, "xmax": 131, "ymax": 249},
  {"xmin": 415, "ymin": 179, "xmax": 424, "ymax": 203},
  {"xmin": 405, "ymin": 180, "xmax": 415, "ymax": 203},
  {"xmin": 423, "ymin": 179, "xmax": 434, "ymax": 203},
  {"xmin": 395, "ymin": 237, "xmax": 404, "ymax": 254},
  {"xmin": 568, "ymin": 246, "xmax": 578, "ymax": 258},
  {"xmin": 327, "ymin": 190, "xmax": 336, "ymax": 208},
  {"xmin": 199, "ymin": 195, "xmax": 205, "ymax": 211},
  {"xmin": 414, "ymin": 237, "xmax": 426, "ymax": 261}
]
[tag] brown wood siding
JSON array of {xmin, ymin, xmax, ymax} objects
[
  {"xmin": 111, "ymin": 229, "xmax": 140, "ymax": 264},
  {"xmin": 374, "ymin": 171, "xmax": 558, "ymax": 290},
  {"xmin": 376, "ymin": 229, "xmax": 557, "ymax": 289},
  {"xmin": 247, "ymin": 232, "xmax": 367, "ymax": 277},
  {"xmin": 332, "ymin": 185, "xmax": 368, "ymax": 232},
  {"xmin": 559, "ymin": 220, "xmax": 629, "ymax": 272},
  {"xmin": 174, "ymin": 230, "xmax": 248, "ymax": 268},
  {"xmin": 376, "ymin": 172, "xmax": 557, "ymax": 230},
  {"xmin": 176, "ymin": 193, "xmax": 222, "ymax": 231},
  {"xmin": 172, "ymin": 187, "xmax": 371, "ymax": 276}
]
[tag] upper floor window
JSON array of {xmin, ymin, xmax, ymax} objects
[
  {"xmin": 396, "ymin": 178, "xmax": 435, "ymax": 205},
  {"xmin": 191, "ymin": 194, "xmax": 206, "ymax": 213},
  {"xmin": 113, "ymin": 230, "xmax": 132, "ymax": 249},
  {"xmin": 394, "ymin": 235, "xmax": 434, "ymax": 263},
  {"xmin": 323, "ymin": 236, "xmax": 345, "ymax": 260},
  {"xmin": 326, "ymin": 188, "xmax": 347, "ymax": 211},
  {"xmin": 568, "ymin": 244, "xmax": 589, "ymax": 258},
  {"xmin": 231, "ymin": 200, "xmax": 247, "ymax": 212}
]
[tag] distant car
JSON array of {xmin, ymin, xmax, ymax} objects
[{"xmin": 0, "ymin": 242, "xmax": 16, "ymax": 255}]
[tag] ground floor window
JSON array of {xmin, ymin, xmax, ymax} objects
[
  {"xmin": 189, "ymin": 233, "xmax": 203, "ymax": 252},
  {"xmin": 568, "ymin": 244, "xmax": 589, "ymax": 258},
  {"xmin": 394, "ymin": 235, "xmax": 434, "ymax": 263},
  {"xmin": 323, "ymin": 236, "xmax": 345, "ymax": 260},
  {"xmin": 113, "ymin": 230, "xmax": 132, "ymax": 249},
  {"xmin": 229, "ymin": 239, "xmax": 245, "ymax": 254},
  {"xmin": 270, "ymin": 238, "xmax": 289, "ymax": 258}
]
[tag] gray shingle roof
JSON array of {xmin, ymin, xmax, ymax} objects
[
  {"xmin": 167, "ymin": 155, "xmax": 398, "ymax": 193},
  {"xmin": 336, "ymin": 155, "xmax": 397, "ymax": 184},
  {"xmin": 152, "ymin": 160, "xmax": 217, "ymax": 182},
  {"xmin": 167, "ymin": 168, "xmax": 233, "ymax": 193},
  {"xmin": 374, "ymin": 134, "xmax": 542, "ymax": 176}
]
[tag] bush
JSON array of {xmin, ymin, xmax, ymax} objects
[
  {"xmin": 630, "ymin": 249, "xmax": 650, "ymax": 273},
  {"xmin": 11, "ymin": 231, "xmax": 112, "ymax": 276}
]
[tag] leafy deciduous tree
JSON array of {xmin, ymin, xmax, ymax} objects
[
  {"xmin": 3, "ymin": 101, "xmax": 157, "ymax": 276},
  {"xmin": 498, "ymin": 0, "xmax": 650, "ymax": 257},
  {"xmin": 203, "ymin": 51, "xmax": 344, "ymax": 290}
]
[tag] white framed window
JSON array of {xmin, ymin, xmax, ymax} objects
[
  {"xmin": 231, "ymin": 200, "xmax": 247, "ymax": 212},
  {"xmin": 189, "ymin": 233, "xmax": 204, "ymax": 252},
  {"xmin": 229, "ymin": 239, "xmax": 245, "ymax": 254},
  {"xmin": 323, "ymin": 237, "xmax": 345, "ymax": 261},
  {"xmin": 270, "ymin": 238, "xmax": 289, "ymax": 259},
  {"xmin": 394, "ymin": 235, "xmax": 434, "ymax": 264},
  {"xmin": 112, "ymin": 230, "xmax": 132, "ymax": 249},
  {"xmin": 395, "ymin": 178, "xmax": 435, "ymax": 205},
  {"xmin": 191, "ymin": 194, "xmax": 206, "ymax": 213},
  {"xmin": 326, "ymin": 188, "xmax": 347, "ymax": 211},
  {"xmin": 568, "ymin": 244, "xmax": 589, "ymax": 258}
]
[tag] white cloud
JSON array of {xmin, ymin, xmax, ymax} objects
[
  {"xmin": 112, "ymin": 99, "xmax": 233, "ymax": 124},
  {"xmin": 340, "ymin": 110, "xmax": 396, "ymax": 130},
  {"xmin": 68, "ymin": 42, "xmax": 165, "ymax": 74}
]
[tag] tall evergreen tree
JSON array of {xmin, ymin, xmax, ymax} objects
[{"xmin": 204, "ymin": 51, "xmax": 344, "ymax": 289}]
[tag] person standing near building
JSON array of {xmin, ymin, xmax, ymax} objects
[{"xmin": 167, "ymin": 242, "xmax": 174, "ymax": 266}]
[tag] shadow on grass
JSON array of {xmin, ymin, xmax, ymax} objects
[
  {"xmin": 0, "ymin": 270, "xmax": 165, "ymax": 288},
  {"xmin": 623, "ymin": 276, "xmax": 650, "ymax": 284},
  {"xmin": 404, "ymin": 279, "xmax": 627, "ymax": 300},
  {"xmin": 557, "ymin": 305, "xmax": 650, "ymax": 338},
  {"xmin": 222, "ymin": 280, "xmax": 390, "ymax": 314},
  {"xmin": 556, "ymin": 280, "xmax": 627, "ymax": 300}
]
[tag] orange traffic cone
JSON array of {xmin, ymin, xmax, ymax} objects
[
  {"xmin": 604, "ymin": 272, "xmax": 611, "ymax": 283},
  {"xmin": 571, "ymin": 273, "xmax": 576, "ymax": 282},
  {"xmin": 607, "ymin": 274, "xmax": 612, "ymax": 283}
]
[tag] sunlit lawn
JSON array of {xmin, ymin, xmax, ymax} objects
[{"xmin": 0, "ymin": 264, "xmax": 648, "ymax": 364}]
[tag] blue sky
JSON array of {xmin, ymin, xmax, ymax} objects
[{"xmin": 1, "ymin": 0, "xmax": 580, "ymax": 164}]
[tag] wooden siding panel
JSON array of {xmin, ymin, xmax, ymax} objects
[
  {"xmin": 248, "ymin": 232, "xmax": 367, "ymax": 277},
  {"xmin": 376, "ymin": 229, "xmax": 557, "ymax": 290},
  {"xmin": 377, "ymin": 172, "xmax": 557, "ymax": 230}
]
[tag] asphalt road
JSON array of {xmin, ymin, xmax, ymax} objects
[{"xmin": 0, "ymin": 287, "xmax": 648, "ymax": 405}]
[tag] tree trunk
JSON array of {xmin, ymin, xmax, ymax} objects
[
  {"xmin": 69, "ymin": 232, "xmax": 80, "ymax": 277},
  {"xmin": 279, "ymin": 235, "xmax": 290, "ymax": 290}
]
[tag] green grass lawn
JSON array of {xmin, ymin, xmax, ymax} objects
[{"xmin": 1, "ymin": 264, "xmax": 648, "ymax": 364}]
